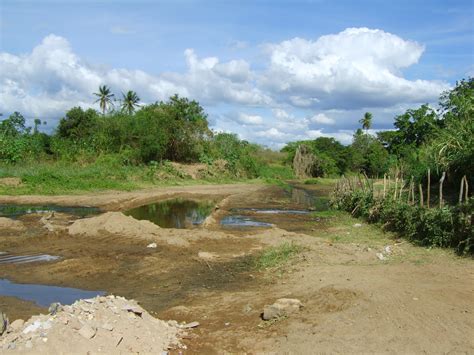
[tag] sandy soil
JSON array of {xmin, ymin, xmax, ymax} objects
[
  {"xmin": 0, "ymin": 183, "xmax": 473, "ymax": 353},
  {"xmin": 0, "ymin": 183, "xmax": 261, "ymax": 210}
]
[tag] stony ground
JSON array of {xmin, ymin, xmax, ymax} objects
[
  {"xmin": 0, "ymin": 183, "xmax": 473, "ymax": 353},
  {"xmin": 1, "ymin": 295, "xmax": 183, "ymax": 353}
]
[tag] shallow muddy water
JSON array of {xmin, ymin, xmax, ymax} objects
[
  {"xmin": 0, "ymin": 204, "xmax": 101, "ymax": 218},
  {"xmin": 0, "ymin": 253, "xmax": 60, "ymax": 264},
  {"xmin": 231, "ymin": 208, "xmax": 310, "ymax": 215},
  {"xmin": 220, "ymin": 215, "xmax": 273, "ymax": 228},
  {"xmin": 124, "ymin": 198, "xmax": 215, "ymax": 228},
  {"xmin": 0, "ymin": 279, "xmax": 104, "ymax": 307},
  {"xmin": 289, "ymin": 185, "xmax": 330, "ymax": 210}
]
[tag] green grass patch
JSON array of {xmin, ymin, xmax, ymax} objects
[{"xmin": 255, "ymin": 242, "xmax": 303, "ymax": 270}]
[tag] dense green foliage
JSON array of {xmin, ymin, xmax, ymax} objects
[
  {"xmin": 282, "ymin": 78, "xmax": 473, "ymax": 187},
  {"xmin": 0, "ymin": 91, "xmax": 293, "ymax": 191},
  {"xmin": 330, "ymin": 181, "xmax": 473, "ymax": 254}
]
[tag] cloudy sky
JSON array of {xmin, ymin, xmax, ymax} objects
[{"xmin": 1, "ymin": 0, "xmax": 473, "ymax": 148}]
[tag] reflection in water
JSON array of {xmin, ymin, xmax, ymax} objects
[
  {"xmin": 124, "ymin": 198, "xmax": 214, "ymax": 228},
  {"xmin": 0, "ymin": 279, "xmax": 104, "ymax": 307},
  {"xmin": 290, "ymin": 186, "xmax": 329, "ymax": 210},
  {"xmin": 0, "ymin": 204, "xmax": 101, "ymax": 218}
]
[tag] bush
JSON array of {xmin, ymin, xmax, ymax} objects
[{"xmin": 330, "ymin": 183, "xmax": 473, "ymax": 254}]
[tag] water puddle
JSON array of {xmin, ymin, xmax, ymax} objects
[
  {"xmin": 220, "ymin": 215, "xmax": 273, "ymax": 228},
  {"xmin": 0, "ymin": 279, "xmax": 105, "ymax": 307},
  {"xmin": 0, "ymin": 253, "xmax": 60, "ymax": 264},
  {"xmin": 124, "ymin": 198, "xmax": 215, "ymax": 228},
  {"xmin": 0, "ymin": 204, "xmax": 101, "ymax": 218},
  {"xmin": 231, "ymin": 208, "xmax": 310, "ymax": 215},
  {"xmin": 289, "ymin": 186, "xmax": 329, "ymax": 210}
]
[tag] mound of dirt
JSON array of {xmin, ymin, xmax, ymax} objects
[
  {"xmin": 0, "ymin": 295, "xmax": 183, "ymax": 353},
  {"xmin": 67, "ymin": 212, "xmax": 234, "ymax": 247},
  {"xmin": 0, "ymin": 217, "xmax": 26, "ymax": 233},
  {"xmin": 68, "ymin": 212, "xmax": 161, "ymax": 240}
]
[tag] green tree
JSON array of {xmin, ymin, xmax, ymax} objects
[
  {"xmin": 359, "ymin": 112, "xmax": 372, "ymax": 133},
  {"xmin": 349, "ymin": 130, "xmax": 389, "ymax": 176},
  {"xmin": 0, "ymin": 112, "xmax": 28, "ymax": 136},
  {"xmin": 427, "ymin": 78, "xmax": 474, "ymax": 178},
  {"xmin": 121, "ymin": 90, "xmax": 140, "ymax": 115},
  {"xmin": 33, "ymin": 118, "xmax": 42, "ymax": 134},
  {"xmin": 57, "ymin": 107, "xmax": 99, "ymax": 140},
  {"xmin": 93, "ymin": 85, "xmax": 115, "ymax": 114}
]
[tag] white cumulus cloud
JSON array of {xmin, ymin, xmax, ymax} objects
[
  {"xmin": 310, "ymin": 113, "xmax": 335, "ymax": 125},
  {"xmin": 261, "ymin": 27, "xmax": 449, "ymax": 110},
  {"xmin": 237, "ymin": 113, "xmax": 264, "ymax": 125}
]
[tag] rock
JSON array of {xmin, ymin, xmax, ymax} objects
[
  {"xmin": 376, "ymin": 253, "xmax": 386, "ymax": 261},
  {"xmin": 10, "ymin": 319, "xmax": 24, "ymax": 331},
  {"xmin": 384, "ymin": 246, "xmax": 392, "ymax": 254},
  {"xmin": 78, "ymin": 324, "xmax": 96, "ymax": 339},
  {"xmin": 0, "ymin": 312, "xmax": 9, "ymax": 335},
  {"xmin": 147, "ymin": 243, "xmax": 157, "ymax": 248},
  {"xmin": 122, "ymin": 305, "xmax": 143, "ymax": 317},
  {"xmin": 101, "ymin": 323, "xmax": 114, "ymax": 331},
  {"xmin": 179, "ymin": 321, "xmax": 200, "ymax": 329},
  {"xmin": 49, "ymin": 302, "xmax": 62, "ymax": 315},
  {"xmin": 353, "ymin": 223, "xmax": 362, "ymax": 228},
  {"xmin": 23, "ymin": 320, "xmax": 42, "ymax": 334},
  {"xmin": 262, "ymin": 298, "xmax": 303, "ymax": 320}
]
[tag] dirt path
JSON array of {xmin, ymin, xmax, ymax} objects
[{"xmin": 0, "ymin": 183, "xmax": 473, "ymax": 353}]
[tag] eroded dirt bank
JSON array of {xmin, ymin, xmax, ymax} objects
[
  {"xmin": 1, "ymin": 183, "xmax": 473, "ymax": 353},
  {"xmin": 0, "ymin": 183, "xmax": 262, "ymax": 210}
]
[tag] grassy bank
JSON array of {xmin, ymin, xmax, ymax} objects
[{"xmin": 0, "ymin": 160, "xmax": 293, "ymax": 195}]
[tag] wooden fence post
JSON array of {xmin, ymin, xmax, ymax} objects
[
  {"xmin": 419, "ymin": 183, "xmax": 424, "ymax": 207},
  {"xmin": 459, "ymin": 175, "xmax": 465, "ymax": 204},
  {"xmin": 439, "ymin": 172, "xmax": 446, "ymax": 208},
  {"xmin": 427, "ymin": 169, "xmax": 431, "ymax": 208},
  {"xmin": 463, "ymin": 176, "xmax": 469, "ymax": 203},
  {"xmin": 399, "ymin": 179, "xmax": 405, "ymax": 201},
  {"xmin": 394, "ymin": 177, "xmax": 398, "ymax": 200}
]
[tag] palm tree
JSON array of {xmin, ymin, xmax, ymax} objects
[
  {"xmin": 359, "ymin": 112, "xmax": 372, "ymax": 134},
  {"xmin": 121, "ymin": 90, "xmax": 140, "ymax": 114},
  {"xmin": 93, "ymin": 85, "xmax": 115, "ymax": 114}
]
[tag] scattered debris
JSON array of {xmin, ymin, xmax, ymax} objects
[
  {"xmin": 147, "ymin": 242, "xmax": 158, "ymax": 248},
  {"xmin": 48, "ymin": 302, "xmax": 62, "ymax": 315},
  {"xmin": 9, "ymin": 319, "xmax": 24, "ymax": 331},
  {"xmin": 0, "ymin": 295, "xmax": 183, "ymax": 353},
  {"xmin": 384, "ymin": 246, "xmax": 392, "ymax": 254},
  {"xmin": 376, "ymin": 253, "xmax": 386, "ymax": 261},
  {"xmin": 0, "ymin": 313, "xmax": 8, "ymax": 336},
  {"xmin": 78, "ymin": 324, "xmax": 96, "ymax": 339},
  {"xmin": 178, "ymin": 321, "xmax": 200, "ymax": 329},
  {"xmin": 353, "ymin": 223, "xmax": 362, "ymax": 228},
  {"xmin": 262, "ymin": 298, "xmax": 303, "ymax": 321}
]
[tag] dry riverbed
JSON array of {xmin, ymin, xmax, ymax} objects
[{"xmin": 0, "ymin": 183, "xmax": 473, "ymax": 353}]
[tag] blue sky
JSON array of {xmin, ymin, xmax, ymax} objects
[{"xmin": 1, "ymin": 0, "xmax": 473, "ymax": 147}]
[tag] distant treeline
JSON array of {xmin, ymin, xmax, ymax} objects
[
  {"xmin": 0, "ymin": 94, "xmax": 287, "ymax": 179},
  {"xmin": 282, "ymin": 78, "xmax": 473, "ymax": 187}
]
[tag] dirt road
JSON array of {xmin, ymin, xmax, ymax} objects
[{"xmin": 0, "ymin": 183, "xmax": 473, "ymax": 353}]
